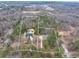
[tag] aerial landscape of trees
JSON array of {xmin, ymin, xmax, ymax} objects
[{"xmin": 0, "ymin": 1, "xmax": 79, "ymax": 58}]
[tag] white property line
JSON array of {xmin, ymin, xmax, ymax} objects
[
  {"xmin": 39, "ymin": 27, "xmax": 55, "ymax": 29},
  {"xmin": 16, "ymin": 15, "xmax": 61, "ymax": 56},
  {"xmin": 9, "ymin": 49, "xmax": 55, "ymax": 54}
]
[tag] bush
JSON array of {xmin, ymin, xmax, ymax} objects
[
  {"xmin": 0, "ymin": 47, "xmax": 12, "ymax": 57},
  {"xmin": 44, "ymin": 30, "xmax": 58, "ymax": 48},
  {"xmin": 74, "ymin": 40, "xmax": 79, "ymax": 51},
  {"xmin": 9, "ymin": 21, "xmax": 26, "ymax": 41},
  {"xmin": 55, "ymin": 47, "xmax": 64, "ymax": 58}
]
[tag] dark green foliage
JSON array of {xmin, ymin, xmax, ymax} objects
[
  {"xmin": 21, "ymin": 50, "xmax": 52, "ymax": 58},
  {"xmin": 39, "ymin": 15, "xmax": 58, "ymax": 28},
  {"xmin": 9, "ymin": 21, "xmax": 26, "ymax": 40},
  {"xmin": 4, "ymin": 15, "xmax": 62, "ymax": 58},
  {"xmin": 55, "ymin": 47, "xmax": 64, "ymax": 58},
  {"xmin": 43, "ymin": 30, "xmax": 63, "ymax": 58},
  {"xmin": 44, "ymin": 30, "xmax": 58, "ymax": 49},
  {"xmin": 32, "ymin": 15, "xmax": 59, "ymax": 34},
  {"xmin": 31, "ymin": 52, "xmax": 52, "ymax": 58},
  {"xmin": 74, "ymin": 40, "xmax": 79, "ymax": 51},
  {"xmin": 20, "ymin": 44, "xmax": 53, "ymax": 58},
  {"xmin": 43, "ymin": 40, "xmax": 50, "ymax": 50},
  {"xmin": 10, "ymin": 23, "xmax": 20, "ymax": 40},
  {"xmin": 39, "ymin": 28, "xmax": 45, "ymax": 34},
  {"xmin": 0, "ymin": 47, "xmax": 12, "ymax": 57}
]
